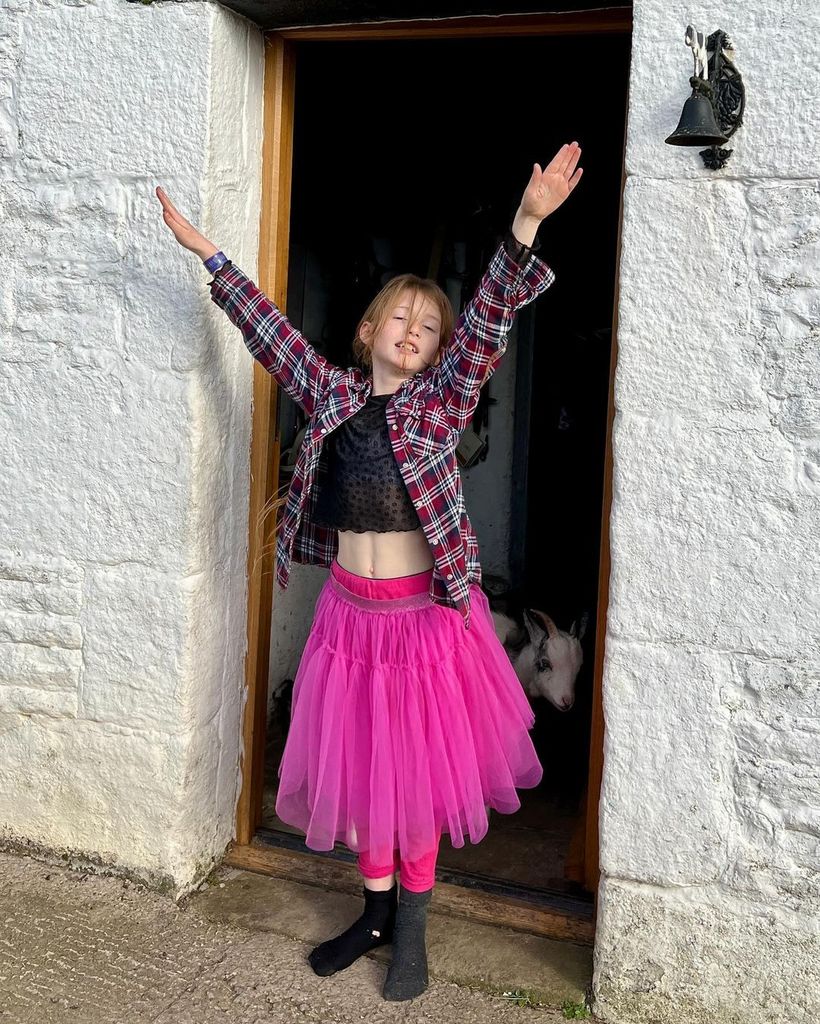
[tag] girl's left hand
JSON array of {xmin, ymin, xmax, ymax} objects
[{"xmin": 519, "ymin": 142, "xmax": 583, "ymax": 221}]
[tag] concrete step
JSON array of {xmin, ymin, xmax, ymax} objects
[{"xmin": 192, "ymin": 862, "xmax": 594, "ymax": 1014}]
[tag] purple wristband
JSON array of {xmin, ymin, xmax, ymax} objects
[{"xmin": 203, "ymin": 250, "xmax": 229, "ymax": 274}]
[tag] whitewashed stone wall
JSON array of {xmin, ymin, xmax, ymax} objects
[
  {"xmin": 0, "ymin": 0, "xmax": 264, "ymax": 896},
  {"xmin": 594, "ymin": 2, "xmax": 820, "ymax": 1021}
]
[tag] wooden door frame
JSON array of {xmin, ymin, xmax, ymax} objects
[{"xmin": 223, "ymin": 7, "xmax": 632, "ymax": 943}]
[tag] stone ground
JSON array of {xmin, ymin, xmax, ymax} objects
[{"xmin": 0, "ymin": 850, "xmax": 596, "ymax": 1024}]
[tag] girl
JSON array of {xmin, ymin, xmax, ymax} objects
[{"xmin": 156, "ymin": 141, "xmax": 582, "ymax": 1002}]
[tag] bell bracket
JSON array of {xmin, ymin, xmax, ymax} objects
[{"xmin": 698, "ymin": 29, "xmax": 745, "ymax": 169}]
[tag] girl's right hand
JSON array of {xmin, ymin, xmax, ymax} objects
[{"xmin": 155, "ymin": 186, "xmax": 218, "ymax": 261}]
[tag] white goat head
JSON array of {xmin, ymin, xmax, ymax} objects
[{"xmin": 494, "ymin": 608, "xmax": 588, "ymax": 712}]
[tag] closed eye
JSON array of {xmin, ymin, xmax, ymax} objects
[{"xmin": 393, "ymin": 316, "xmax": 437, "ymax": 331}]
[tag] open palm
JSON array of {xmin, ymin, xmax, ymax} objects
[
  {"xmin": 155, "ymin": 185, "xmax": 215, "ymax": 258},
  {"xmin": 520, "ymin": 142, "xmax": 583, "ymax": 221}
]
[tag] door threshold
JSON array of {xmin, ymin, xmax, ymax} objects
[{"xmin": 223, "ymin": 827, "xmax": 596, "ymax": 945}]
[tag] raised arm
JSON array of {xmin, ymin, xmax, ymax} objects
[
  {"xmin": 435, "ymin": 236, "xmax": 556, "ymax": 433},
  {"xmin": 156, "ymin": 185, "xmax": 338, "ymax": 417},
  {"xmin": 207, "ymin": 261, "xmax": 339, "ymax": 417},
  {"xmin": 434, "ymin": 144, "xmax": 583, "ymax": 433}
]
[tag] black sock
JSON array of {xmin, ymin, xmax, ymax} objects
[
  {"xmin": 308, "ymin": 882, "xmax": 397, "ymax": 977},
  {"xmin": 382, "ymin": 883, "xmax": 432, "ymax": 1001}
]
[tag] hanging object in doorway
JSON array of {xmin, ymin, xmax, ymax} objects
[
  {"xmin": 456, "ymin": 423, "xmax": 489, "ymax": 468},
  {"xmin": 665, "ymin": 25, "xmax": 745, "ymax": 170}
]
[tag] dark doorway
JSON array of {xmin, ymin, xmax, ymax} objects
[{"xmin": 261, "ymin": 29, "xmax": 629, "ymax": 907}]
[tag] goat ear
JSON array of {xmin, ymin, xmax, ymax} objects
[
  {"xmin": 570, "ymin": 610, "xmax": 589, "ymax": 639},
  {"xmin": 529, "ymin": 608, "xmax": 557, "ymax": 638},
  {"xmin": 522, "ymin": 609, "xmax": 543, "ymax": 642}
]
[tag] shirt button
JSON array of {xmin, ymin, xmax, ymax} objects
[
  {"xmin": 320, "ymin": 427, "xmax": 326, "ymax": 433},
  {"xmin": 446, "ymin": 573, "xmax": 453, "ymax": 580},
  {"xmin": 391, "ymin": 423, "xmax": 398, "ymax": 430}
]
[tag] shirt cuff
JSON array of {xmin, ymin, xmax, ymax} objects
[
  {"xmin": 207, "ymin": 259, "xmax": 234, "ymax": 287},
  {"xmin": 502, "ymin": 226, "xmax": 541, "ymax": 267}
]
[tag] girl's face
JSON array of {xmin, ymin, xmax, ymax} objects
[{"xmin": 361, "ymin": 288, "xmax": 443, "ymax": 378}]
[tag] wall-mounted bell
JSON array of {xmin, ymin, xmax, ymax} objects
[
  {"xmin": 665, "ymin": 89, "xmax": 729, "ymax": 147},
  {"xmin": 665, "ymin": 25, "xmax": 745, "ymax": 169}
]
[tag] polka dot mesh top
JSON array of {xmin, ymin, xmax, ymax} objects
[{"xmin": 312, "ymin": 392, "xmax": 423, "ymax": 533}]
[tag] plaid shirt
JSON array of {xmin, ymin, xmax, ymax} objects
[{"xmin": 208, "ymin": 237, "xmax": 555, "ymax": 630}]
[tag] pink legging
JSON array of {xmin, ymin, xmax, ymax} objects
[{"xmin": 357, "ymin": 830, "xmax": 441, "ymax": 893}]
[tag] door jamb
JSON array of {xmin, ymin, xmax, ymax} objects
[{"xmin": 234, "ymin": 33, "xmax": 296, "ymax": 846}]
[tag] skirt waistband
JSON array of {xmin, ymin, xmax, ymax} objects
[{"xmin": 329, "ymin": 558, "xmax": 433, "ymax": 612}]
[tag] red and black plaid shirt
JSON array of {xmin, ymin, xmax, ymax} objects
[{"xmin": 208, "ymin": 237, "xmax": 555, "ymax": 630}]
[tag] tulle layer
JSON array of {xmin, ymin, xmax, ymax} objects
[{"xmin": 274, "ymin": 562, "xmax": 543, "ymax": 866}]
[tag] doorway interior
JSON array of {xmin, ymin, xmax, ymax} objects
[{"xmin": 224, "ymin": 12, "xmax": 631, "ymax": 943}]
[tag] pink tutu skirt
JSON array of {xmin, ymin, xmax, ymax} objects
[{"xmin": 274, "ymin": 558, "xmax": 543, "ymax": 866}]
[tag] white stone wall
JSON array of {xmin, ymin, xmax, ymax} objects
[
  {"xmin": 594, "ymin": 2, "xmax": 820, "ymax": 1021},
  {"xmin": 0, "ymin": 0, "xmax": 264, "ymax": 896}
]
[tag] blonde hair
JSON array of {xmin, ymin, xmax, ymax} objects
[{"xmin": 251, "ymin": 273, "xmax": 454, "ymax": 578}]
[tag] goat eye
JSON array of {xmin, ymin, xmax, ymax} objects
[{"xmin": 536, "ymin": 658, "xmax": 552, "ymax": 673}]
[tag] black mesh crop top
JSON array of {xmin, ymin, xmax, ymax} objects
[{"xmin": 312, "ymin": 392, "xmax": 423, "ymax": 533}]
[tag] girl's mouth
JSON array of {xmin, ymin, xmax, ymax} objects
[{"xmin": 395, "ymin": 342, "xmax": 418, "ymax": 353}]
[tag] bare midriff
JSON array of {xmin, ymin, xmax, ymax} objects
[{"xmin": 335, "ymin": 527, "xmax": 435, "ymax": 578}]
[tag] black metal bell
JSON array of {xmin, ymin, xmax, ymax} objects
[{"xmin": 665, "ymin": 91, "xmax": 729, "ymax": 147}]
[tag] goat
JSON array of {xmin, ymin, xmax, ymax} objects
[{"xmin": 492, "ymin": 606, "xmax": 588, "ymax": 712}]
